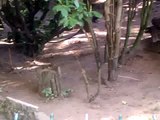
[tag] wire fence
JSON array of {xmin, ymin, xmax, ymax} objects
[{"xmin": 13, "ymin": 113, "xmax": 158, "ymax": 120}]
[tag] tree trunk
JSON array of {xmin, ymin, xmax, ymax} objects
[
  {"xmin": 104, "ymin": 0, "xmax": 123, "ymax": 81},
  {"xmin": 108, "ymin": 58, "xmax": 118, "ymax": 81},
  {"xmin": 129, "ymin": 0, "xmax": 153, "ymax": 52},
  {"xmin": 119, "ymin": 0, "xmax": 136, "ymax": 64}
]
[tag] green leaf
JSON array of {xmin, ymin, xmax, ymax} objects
[
  {"xmin": 59, "ymin": 18, "xmax": 68, "ymax": 26},
  {"xmin": 68, "ymin": 4, "xmax": 75, "ymax": 8},
  {"xmin": 53, "ymin": 5, "xmax": 69, "ymax": 18},
  {"xmin": 57, "ymin": 0, "xmax": 62, "ymax": 4},
  {"xmin": 61, "ymin": 8, "xmax": 68, "ymax": 18},
  {"xmin": 53, "ymin": 5, "xmax": 62, "ymax": 11},
  {"xmin": 77, "ymin": 21, "xmax": 84, "ymax": 27},
  {"xmin": 84, "ymin": 11, "xmax": 89, "ymax": 18},
  {"xmin": 63, "ymin": 20, "xmax": 69, "ymax": 27},
  {"xmin": 92, "ymin": 11, "xmax": 103, "ymax": 18},
  {"xmin": 78, "ymin": 14, "xmax": 83, "ymax": 20},
  {"xmin": 68, "ymin": 17, "xmax": 79, "ymax": 28},
  {"xmin": 74, "ymin": 0, "xmax": 79, "ymax": 8},
  {"xmin": 42, "ymin": 87, "xmax": 53, "ymax": 98}
]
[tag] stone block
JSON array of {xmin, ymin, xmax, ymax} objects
[{"xmin": 2, "ymin": 97, "xmax": 49, "ymax": 120}]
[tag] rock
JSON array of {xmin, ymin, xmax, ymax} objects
[
  {"xmin": 1, "ymin": 97, "xmax": 49, "ymax": 120},
  {"xmin": 3, "ymin": 97, "xmax": 38, "ymax": 120},
  {"xmin": 0, "ymin": 96, "xmax": 5, "ymax": 102},
  {"xmin": 122, "ymin": 100, "xmax": 127, "ymax": 105},
  {"xmin": 0, "ymin": 94, "xmax": 50, "ymax": 120}
]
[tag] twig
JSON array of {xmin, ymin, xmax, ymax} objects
[
  {"xmin": 75, "ymin": 56, "xmax": 90, "ymax": 100},
  {"xmin": 89, "ymin": 67, "xmax": 101, "ymax": 102}
]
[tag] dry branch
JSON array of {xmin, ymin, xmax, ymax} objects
[{"xmin": 75, "ymin": 56, "xmax": 90, "ymax": 100}]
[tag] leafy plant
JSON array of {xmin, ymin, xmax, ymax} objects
[
  {"xmin": 53, "ymin": 0, "xmax": 102, "ymax": 29},
  {"xmin": 0, "ymin": 0, "xmax": 67, "ymax": 56},
  {"xmin": 42, "ymin": 87, "xmax": 54, "ymax": 100},
  {"xmin": 42, "ymin": 87, "xmax": 73, "ymax": 101}
]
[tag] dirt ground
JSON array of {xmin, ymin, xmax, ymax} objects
[{"xmin": 0, "ymin": 1, "xmax": 160, "ymax": 120}]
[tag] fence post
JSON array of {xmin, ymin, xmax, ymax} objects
[
  {"xmin": 50, "ymin": 113, "xmax": 54, "ymax": 120},
  {"xmin": 119, "ymin": 114, "xmax": 122, "ymax": 120},
  {"xmin": 152, "ymin": 114, "xmax": 157, "ymax": 120},
  {"xmin": 85, "ymin": 113, "xmax": 88, "ymax": 120},
  {"xmin": 14, "ymin": 113, "xmax": 18, "ymax": 120}
]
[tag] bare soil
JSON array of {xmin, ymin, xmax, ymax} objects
[{"xmin": 0, "ymin": 1, "xmax": 160, "ymax": 120}]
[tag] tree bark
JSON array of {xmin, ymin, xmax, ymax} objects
[
  {"xmin": 104, "ymin": 0, "xmax": 123, "ymax": 81},
  {"xmin": 119, "ymin": 0, "xmax": 136, "ymax": 64}
]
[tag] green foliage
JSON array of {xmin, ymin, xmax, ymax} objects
[
  {"xmin": 42, "ymin": 87, "xmax": 73, "ymax": 101},
  {"xmin": 0, "ymin": 0, "xmax": 63, "ymax": 56},
  {"xmin": 53, "ymin": 0, "xmax": 102, "ymax": 29},
  {"xmin": 42, "ymin": 87, "xmax": 54, "ymax": 100},
  {"xmin": 0, "ymin": 0, "xmax": 102, "ymax": 56},
  {"xmin": 92, "ymin": 11, "xmax": 102, "ymax": 18},
  {"xmin": 0, "ymin": 101, "xmax": 5, "ymax": 113}
]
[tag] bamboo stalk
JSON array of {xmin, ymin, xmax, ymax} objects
[
  {"xmin": 57, "ymin": 67, "xmax": 62, "ymax": 96},
  {"xmin": 54, "ymin": 72, "xmax": 59, "ymax": 96},
  {"xmin": 50, "ymin": 77, "xmax": 54, "ymax": 96}
]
